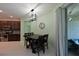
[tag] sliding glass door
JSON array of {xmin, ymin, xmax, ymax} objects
[{"xmin": 67, "ymin": 4, "xmax": 79, "ymax": 56}]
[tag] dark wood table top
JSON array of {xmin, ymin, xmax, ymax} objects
[
  {"xmin": 29, "ymin": 35, "xmax": 39, "ymax": 39},
  {"xmin": 28, "ymin": 34, "xmax": 43, "ymax": 40}
]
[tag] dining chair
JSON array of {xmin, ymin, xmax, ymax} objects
[
  {"xmin": 37, "ymin": 36, "xmax": 45, "ymax": 55},
  {"xmin": 31, "ymin": 35, "xmax": 45, "ymax": 56},
  {"xmin": 43, "ymin": 34, "xmax": 48, "ymax": 49},
  {"xmin": 24, "ymin": 33, "xmax": 30, "ymax": 48}
]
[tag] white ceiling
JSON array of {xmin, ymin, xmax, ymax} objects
[
  {"xmin": 0, "ymin": 3, "xmax": 61, "ymax": 19},
  {"xmin": 67, "ymin": 4, "xmax": 79, "ymax": 17}
]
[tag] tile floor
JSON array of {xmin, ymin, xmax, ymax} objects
[{"xmin": 0, "ymin": 41, "xmax": 55, "ymax": 56}]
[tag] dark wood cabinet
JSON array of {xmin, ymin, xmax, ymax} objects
[
  {"xmin": 8, "ymin": 34, "xmax": 20, "ymax": 41},
  {"xmin": 0, "ymin": 21, "xmax": 20, "ymax": 41},
  {"xmin": 0, "ymin": 21, "xmax": 20, "ymax": 30}
]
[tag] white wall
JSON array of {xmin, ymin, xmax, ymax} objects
[
  {"xmin": 20, "ymin": 20, "xmax": 24, "ymax": 45},
  {"xmin": 20, "ymin": 18, "xmax": 31, "ymax": 46}
]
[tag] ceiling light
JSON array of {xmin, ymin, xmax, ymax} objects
[
  {"xmin": 68, "ymin": 17, "xmax": 72, "ymax": 22},
  {"xmin": 0, "ymin": 10, "xmax": 3, "ymax": 13},
  {"xmin": 10, "ymin": 16, "xmax": 13, "ymax": 18},
  {"xmin": 30, "ymin": 9, "xmax": 37, "ymax": 21}
]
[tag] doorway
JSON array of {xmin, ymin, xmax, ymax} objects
[{"xmin": 24, "ymin": 21, "xmax": 31, "ymax": 33}]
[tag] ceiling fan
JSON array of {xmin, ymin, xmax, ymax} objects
[
  {"xmin": 22, "ymin": 3, "xmax": 41, "ymax": 22},
  {"xmin": 26, "ymin": 3, "xmax": 41, "ymax": 15},
  {"xmin": 25, "ymin": 3, "xmax": 41, "ymax": 17}
]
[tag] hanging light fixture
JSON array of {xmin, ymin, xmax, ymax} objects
[
  {"xmin": 68, "ymin": 17, "xmax": 72, "ymax": 22},
  {"xmin": 30, "ymin": 9, "xmax": 37, "ymax": 21}
]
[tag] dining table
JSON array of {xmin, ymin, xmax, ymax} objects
[
  {"xmin": 27, "ymin": 34, "xmax": 45, "ymax": 54},
  {"xmin": 25, "ymin": 34, "xmax": 42, "ymax": 47},
  {"xmin": 28, "ymin": 34, "xmax": 41, "ymax": 39},
  {"xmin": 24, "ymin": 34, "xmax": 46, "ymax": 55}
]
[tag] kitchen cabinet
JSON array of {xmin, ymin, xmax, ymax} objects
[{"xmin": 0, "ymin": 21, "xmax": 20, "ymax": 41}]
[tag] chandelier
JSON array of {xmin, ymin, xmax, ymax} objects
[{"xmin": 30, "ymin": 9, "xmax": 37, "ymax": 21}]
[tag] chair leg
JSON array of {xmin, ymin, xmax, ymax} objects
[
  {"xmin": 37, "ymin": 48, "xmax": 40, "ymax": 56},
  {"xmin": 43, "ymin": 46, "xmax": 45, "ymax": 54},
  {"xmin": 24, "ymin": 40, "xmax": 26, "ymax": 46},
  {"xmin": 38, "ymin": 52, "xmax": 39, "ymax": 56},
  {"xmin": 43, "ymin": 49, "xmax": 45, "ymax": 54},
  {"xmin": 24, "ymin": 42, "xmax": 25, "ymax": 46},
  {"xmin": 47, "ymin": 43, "xmax": 48, "ymax": 49}
]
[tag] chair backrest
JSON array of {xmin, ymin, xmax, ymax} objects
[
  {"xmin": 43, "ymin": 34, "xmax": 48, "ymax": 42},
  {"xmin": 38, "ymin": 35, "xmax": 43, "ymax": 43},
  {"xmin": 24, "ymin": 33, "xmax": 28, "ymax": 37},
  {"xmin": 24, "ymin": 32, "xmax": 34, "ymax": 36}
]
